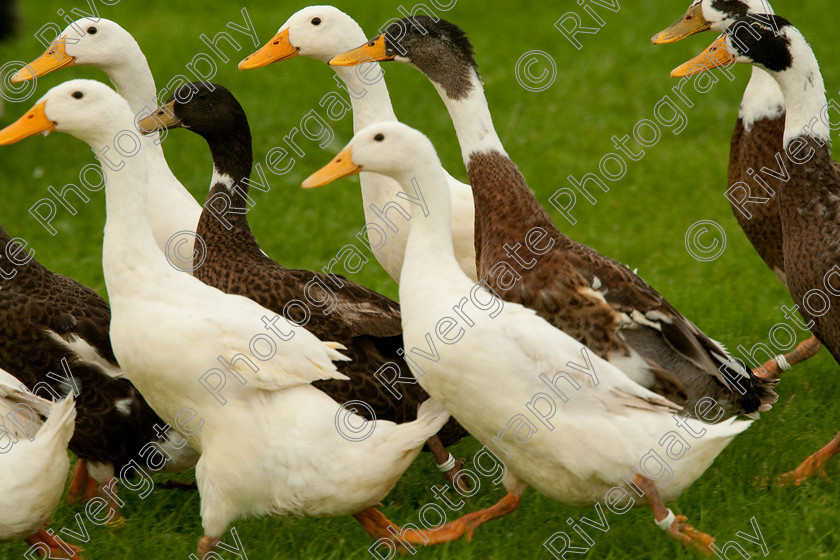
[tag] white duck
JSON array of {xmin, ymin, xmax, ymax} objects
[
  {"xmin": 12, "ymin": 18, "xmax": 202, "ymax": 272},
  {"xmin": 0, "ymin": 369, "xmax": 79, "ymax": 559},
  {"xmin": 304, "ymin": 122, "xmax": 759, "ymax": 554},
  {"xmin": 0, "ymin": 79, "xmax": 451, "ymax": 557},
  {"xmin": 238, "ymin": 5, "xmax": 477, "ymax": 282}
]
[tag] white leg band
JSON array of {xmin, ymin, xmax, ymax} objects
[
  {"xmin": 775, "ymin": 354, "xmax": 792, "ymax": 372},
  {"xmin": 656, "ymin": 509, "xmax": 676, "ymax": 530},
  {"xmin": 437, "ymin": 453, "xmax": 457, "ymax": 472}
]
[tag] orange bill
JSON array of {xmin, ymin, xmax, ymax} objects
[
  {"xmin": 651, "ymin": 3, "xmax": 711, "ymax": 44},
  {"xmin": 239, "ymin": 28, "xmax": 299, "ymax": 70},
  {"xmin": 329, "ymin": 35, "xmax": 392, "ymax": 66},
  {"xmin": 0, "ymin": 101, "xmax": 56, "ymax": 145},
  {"xmin": 11, "ymin": 38, "xmax": 76, "ymax": 82},
  {"xmin": 671, "ymin": 35, "xmax": 735, "ymax": 77},
  {"xmin": 302, "ymin": 146, "xmax": 361, "ymax": 189},
  {"xmin": 137, "ymin": 100, "xmax": 179, "ymax": 133}
]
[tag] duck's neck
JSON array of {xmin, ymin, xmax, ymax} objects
[
  {"xmin": 431, "ymin": 65, "xmax": 559, "ymax": 272},
  {"xmin": 331, "ymin": 63, "xmax": 398, "ymax": 131},
  {"xmin": 433, "ymin": 67, "xmax": 507, "ymax": 165},
  {"xmin": 99, "ymin": 132, "xmax": 170, "ymax": 288},
  {"xmin": 400, "ymin": 164, "xmax": 460, "ymax": 277},
  {"xmin": 102, "ymin": 45, "xmax": 167, "ymax": 151},
  {"xmin": 197, "ymin": 128, "xmax": 260, "ymax": 245},
  {"xmin": 739, "ymin": 67, "xmax": 786, "ymax": 130},
  {"xmin": 771, "ymin": 54, "xmax": 830, "ymax": 148},
  {"xmin": 104, "ymin": 46, "xmax": 159, "ymax": 117}
]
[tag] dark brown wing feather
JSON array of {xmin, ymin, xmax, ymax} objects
[{"xmin": 467, "ymin": 151, "xmax": 776, "ymax": 418}]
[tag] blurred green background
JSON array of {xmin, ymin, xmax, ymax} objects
[{"xmin": 1, "ymin": 0, "xmax": 839, "ymax": 558}]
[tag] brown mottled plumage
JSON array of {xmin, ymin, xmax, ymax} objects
[
  {"xmin": 703, "ymin": 13, "xmax": 840, "ymax": 483},
  {"xmin": 157, "ymin": 83, "xmax": 466, "ymax": 447},
  {"xmin": 469, "ymin": 152, "xmax": 763, "ymax": 413},
  {"xmin": 0, "ymin": 225, "xmax": 173, "ymax": 472},
  {"xmin": 728, "ymin": 116, "xmax": 787, "ymax": 280},
  {"xmin": 778, "ymin": 141, "xmax": 840, "ymax": 356}
]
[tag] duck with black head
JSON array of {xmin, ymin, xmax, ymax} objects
[
  {"xmin": 672, "ymin": 14, "xmax": 840, "ymax": 486},
  {"xmin": 137, "ymin": 81, "xmax": 470, "ymax": 493},
  {"xmin": 653, "ymin": 0, "xmax": 825, "ymax": 378}
]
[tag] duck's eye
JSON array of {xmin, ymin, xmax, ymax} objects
[
  {"xmin": 87, "ymin": 26, "xmax": 97, "ymax": 34},
  {"xmin": 72, "ymin": 91, "xmax": 84, "ymax": 99},
  {"xmin": 374, "ymin": 133, "xmax": 384, "ymax": 142},
  {"xmin": 311, "ymin": 17, "xmax": 321, "ymax": 25}
]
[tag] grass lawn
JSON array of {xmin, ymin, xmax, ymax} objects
[{"xmin": 1, "ymin": 0, "xmax": 839, "ymax": 558}]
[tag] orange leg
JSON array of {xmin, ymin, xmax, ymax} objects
[
  {"xmin": 67, "ymin": 461, "xmax": 96, "ymax": 504},
  {"xmin": 426, "ymin": 435, "xmax": 470, "ymax": 493},
  {"xmin": 777, "ymin": 431, "xmax": 840, "ymax": 486},
  {"xmin": 198, "ymin": 535, "xmax": 221, "ymax": 557},
  {"xmin": 634, "ymin": 475, "xmax": 715, "ymax": 556},
  {"xmin": 757, "ymin": 335, "xmax": 821, "ymax": 379},
  {"xmin": 353, "ymin": 507, "xmax": 404, "ymax": 541},
  {"xmin": 357, "ymin": 493, "xmax": 521, "ymax": 548},
  {"xmin": 25, "ymin": 528, "xmax": 84, "ymax": 559}
]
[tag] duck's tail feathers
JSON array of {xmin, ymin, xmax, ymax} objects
[
  {"xmin": 37, "ymin": 393, "xmax": 76, "ymax": 448},
  {"xmin": 401, "ymin": 398, "xmax": 452, "ymax": 449},
  {"xmin": 709, "ymin": 349, "xmax": 778, "ymax": 416}
]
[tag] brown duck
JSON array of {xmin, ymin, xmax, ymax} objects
[
  {"xmin": 652, "ymin": 0, "xmax": 823, "ymax": 378},
  {"xmin": 673, "ymin": 11, "xmax": 840, "ymax": 488}
]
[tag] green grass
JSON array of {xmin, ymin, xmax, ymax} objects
[{"xmin": 2, "ymin": 0, "xmax": 840, "ymax": 558}]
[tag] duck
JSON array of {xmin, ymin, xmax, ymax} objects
[
  {"xmin": 304, "ymin": 121, "xmax": 768, "ymax": 554},
  {"xmin": 0, "ymin": 368, "xmax": 80, "ymax": 559},
  {"xmin": 327, "ymin": 16, "xmax": 777, "ymax": 546},
  {"xmin": 652, "ymin": 0, "xmax": 824, "ymax": 378},
  {"xmin": 671, "ymin": 14, "xmax": 840, "ymax": 486},
  {"xmin": 137, "ymin": 81, "xmax": 469, "ymax": 488},
  {"xmin": 11, "ymin": 18, "xmax": 202, "ymax": 271},
  {"xmin": 0, "ymin": 224, "xmax": 197, "ymax": 521},
  {"xmin": 0, "ymin": 78, "xmax": 453, "ymax": 557},
  {"xmin": 330, "ymin": 21, "xmax": 776, "ymax": 430},
  {"xmin": 237, "ymin": 5, "xmax": 478, "ymax": 283}
]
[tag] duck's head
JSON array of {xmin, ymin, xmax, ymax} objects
[
  {"xmin": 329, "ymin": 17, "xmax": 478, "ymax": 99},
  {"xmin": 671, "ymin": 15, "xmax": 800, "ymax": 78},
  {"xmin": 303, "ymin": 121, "xmax": 436, "ymax": 189},
  {"xmin": 652, "ymin": 0, "xmax": 774, "ymax": 44},
  {"xmin": 0, "ymin": 79, "xmax": 130, "ymax": 147},
  {"xmin": 12, "ymin": 18, "xmax": 138, "ymax": 82},
  {"xmin": 240, "ymin": 6, "xmax": 367, "ymax": 68},
  {"xmin": 138, "ymin": 82, "xmax": 247, "ymax": 141}
]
